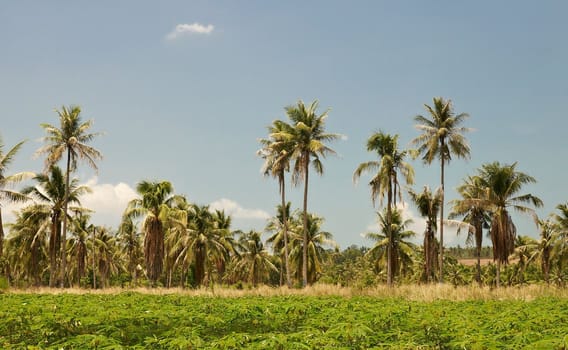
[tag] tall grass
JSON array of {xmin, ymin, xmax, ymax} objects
[{"xmin": 7, "ymin": 283, "xmax": 568, "ymax": 301}]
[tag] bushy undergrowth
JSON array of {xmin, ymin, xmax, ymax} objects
[{"xmin": 1, "ymin": 291, "xmax": 567, "ymax": 349}]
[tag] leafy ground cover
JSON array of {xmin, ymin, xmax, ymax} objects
[{"xmin": 1, "ymin": 291, "xmax": 567, "ymax": 349}]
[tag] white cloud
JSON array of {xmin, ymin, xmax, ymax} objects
[
  {"xmin": 209, "ymin": 198, "xmax": 270, "ymax": 220},
  {"xmin": 166, "ymin": 23, "xmax": 214, "ymax": 40},
  {"xmin": 80, "ymin": 177, "xmax": 138, "ymax": 228},
  {"xmin": 1, "ymin": 177, "xmax": 137, "ymax": 233}
]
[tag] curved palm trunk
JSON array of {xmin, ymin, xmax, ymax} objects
[
  {"xmin": 439, "ymin": 150, "xmax": 445, "ymax": 283},
  {"xmin": 302, "ymin": 156, "xmax": 309, "ymax": 288},
  {"xmin": 60, "ymin": 150, "xmax": 72, "ymax": 288},
  {"xmin": 280, "ymin": 174, "xmax": 292, "ymax": 288}
]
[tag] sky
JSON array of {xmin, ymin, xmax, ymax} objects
[{"xmin": 1, "ymin": 1, "xmax": 567, "ymax": 249}]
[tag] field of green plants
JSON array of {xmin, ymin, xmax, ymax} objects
[{"xmin": 1, "ymin": 292, "xmax": 567, "ymax": 349}]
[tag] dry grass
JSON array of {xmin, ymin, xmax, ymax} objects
[{"xmin": 7, "ymin": 283, "xmax": 568, "ymax": 301}]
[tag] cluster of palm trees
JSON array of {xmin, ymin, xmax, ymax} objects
[{"xmin": 1, "ymin": 98, "xmax": 567, "ymax": 289}]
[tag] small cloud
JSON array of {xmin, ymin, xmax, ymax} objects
[
  {"xmin": 209, "ymin": 198, "xmax": 270, "ymax": 220},
  {"xmin": 166, "ymin": 22, "xmax": 214, "ymax": 40},
  {"xmin": 80, "ymin": 177, "xmax": 138, "ymax": 227}
]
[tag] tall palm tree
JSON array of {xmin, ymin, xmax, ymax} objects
[
  {"xmin": 0, "ymin": 135, "xmax": 33, "ymax": 262},
  {"xmin": 353, "ymin": 131, "xmax": 414, "ymax": 286},
  {"xmin": 36, "ymin": 106, "xmax": 102, "ymax": 287},
  {"xmin": 412, "ymin": 97, "xmax": 471, "ymax": 282},
  {"xmin": 365, "ymin": 208, "xmax": 416, "ymax": 283},
  {"xmin": 258, "ymin": 120, "xmax": 295, "ymax": 288},
  {"xmin": 234, "ymin": 230, "xmax": 277, "ymax": 287},
  {"xmin": 124, "ymin": 180, "xmax": 183, "ymax": 286},
  {"xmin": 449, "ymin": 175, "xmax": 491, "ymax": 284},
  {"xmin": 22, "ymin": 166, "xmax": 90, "ymax": 286},
  {"xmin": 408, "ymin": 186, "xmax": 441, "ymax": 282},
  {"xmin": 289, "ymin": 212, "xmax": 336, "ymax": 285},
  {"xmin": 284, "ymin": 99, "xmax": 341, "ymax": 287},
  {"xmin": 475, "ymin": 162, "xmax": 543, "ymax": 287}
]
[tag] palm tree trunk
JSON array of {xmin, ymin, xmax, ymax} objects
[
  {"xmin": 439, "ymin": 154, "xmax": 445, "ymax": 283},
  {"xmin": 474, "ymin": 217, "xmax": 482, "ymax": 285},
  {"xmin": 302, "ymin": 156, "xmax": 309, "ymax": 288},
  {"xmin": 386, "ymin": 181, "xmax": 393, "ymax": 287},
  {"xmin": 49, "ymin": 218, "xmax": 59, "ymax": 287},
  {"xmin": 92, "ymin": 226, "xmax": 96, "ymax": 289},
  {"xmin": 280, "ymin": 175, "xmax": 292, "ymax": 288},
  {"xmin": 60, "ymin": 149, "xmax": 72, "ymax": 288},
  {"xmin": 0, "ymin": 208, "xmax": 4, "ymax": 264},
  {"xmin": 496, "ymin": 260, "xmax": 501, "ymax": 288}
]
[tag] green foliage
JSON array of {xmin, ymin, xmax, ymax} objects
[{"xmin": 0, "ymin": 293, "xmax": 566, "ymax": 348}]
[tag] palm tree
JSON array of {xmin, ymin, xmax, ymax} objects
[
  {"xmin": 265, "ymin": 202, "xmax": 293, "ymax": 286},
  {"xmin": 36, "ymin": 106, "xmax": 102, "ymax": 287},
  {"xmin": 365, "ymin": 208, "xmax": 416, "ymax": 283},
  {"xmin": 449, "ymin": 175, "xmax": 491, "ymax": 284},
  {"xmin": 5, "ymin": 205, "xmax": 49, "ymax": 286},
  {"xmin": 234, "ymin": 230, "xmax": 277, "ymax": 287},
  {"xmin": 353, "ymin": 131, "xmax": 414, "ymax": 286},
  {"xmin": 0, "ymin": 135, "xmax": 33, "ymax": 262},
  {"xmin": 552, "ymin": 203, "xmax": 568, "ymax": 279},
  {"xmin": 408, "ymin": 186, "xmax": 441, "ymax": 282},
  {"xmin": 475, "ymin": 162, "xmax": 543, "ymax": 287},
  {"xmin": 284, "ymin": 99, "xmax": 341, "ymax": 287},
  {"xmin": 117, "ymin": 215, "xmax": 142, "ymax": 286},
  {"xmin": 412, "ymin": 97, "xmax": 471, "ymax": 282},
  {"xmin": 258, "ymin": 120, "xmax": 295, "ymax": 288},
  {"xmin": 124, "ymin": 180, "xmax": 183, "ymax": 286},
  {"xmin": 22, "ymin": 166, "xmax": 91, "ymax": 286},
  {"xmin": 68, "ymin": 212, "xmax": 92, "ymax": 287},
  {"xmin": 169, "ymin": 204, "xmax": 234, "ymax": 287},
  {"xmin": 93, "ymin": 226, "xmax": 121, "ymax": 289},
  {"xmin": 289, "ymin": 212, "xmax": 336, "ymax": 285}
]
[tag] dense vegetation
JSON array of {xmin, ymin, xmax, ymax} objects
[
  {"xmin": 1, "ymin": 292, "xmax": 567, "ymax": 349},
  {"xmin": 0, "ymin": 98, "xmax": 567, "ymax": 290}
]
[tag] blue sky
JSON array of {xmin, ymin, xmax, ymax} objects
[{"xmin": 2, "ymin": 1, "xmax": 567, "ymax": 249}]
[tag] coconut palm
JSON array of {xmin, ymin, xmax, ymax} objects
[
  {"xmin": 408, "ymin": 186, "xmax": 441, "ymax": 282},
  {"xmin": 93, "ymin": 226, "xmax": 121, "ymax": 288},
  {"xmin": 22, "ymin": 166, "xmax": 91, "ymax": 286},
  {"xmin": 36, "ymin": 106, "xmax": 102, "ymax": 287},
  {"xmin": 289, "ymin": 212, "xmax": 336, "ymax": 285},
  {"xmin": 169, "ymin": 204, "xmax": 234, "ymax": 287},
  {"xmin": 353, "ymin": 131, "xmax": 414, "ymax": 286},
  {"xmin": 67, "ymin": 212, "xmax": 92, "ymax": 287},
  {"xmin": 475, "ymin": 162, "xmax": 543, "ymax": 287},
  {"xmin": 124, "ymin": 180, "xmax": 183, "ymax": 286},
  {"xmin": 265, "ymin": 202, "xmax": 293, "ymax": 285},
  {"xmin": 258, "ymin": 120, "xmax": 295, "ymax": 288},
  {"xmin": 283, "ymin": 100, "xmax": 341, "ymax": 287},
  {"xmin": 412, "ymin": 97, "xmax": 471, "ymax": 282},
  {"xmin": 234, "ymin": 230, "xmax": 277, "ymax": 287},
  {"xmin": 552, "ymin": 203, "xmax": 568, "ymax": 277},
  {"xmin": 365, "ymin": 208, "xmax": 416, "ymax": 283},
  {"xmin": 449, "ymin": 175, "xmax": 491, "ymax": 284},
  {"xmin": 117, "ymin": 215, "xmax": 142, "ymax": 286},
  {"xmin": 0, "ymin": 135, "xmax": 33, "ymax": 262},
  {"xmin": 5, "ymin": 205, "xmax": 49, "ymax": 286}
]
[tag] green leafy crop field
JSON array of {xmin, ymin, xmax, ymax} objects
[{"xmin": 1, "ymin": 292, "xmax": 567, "ymax": 349}]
